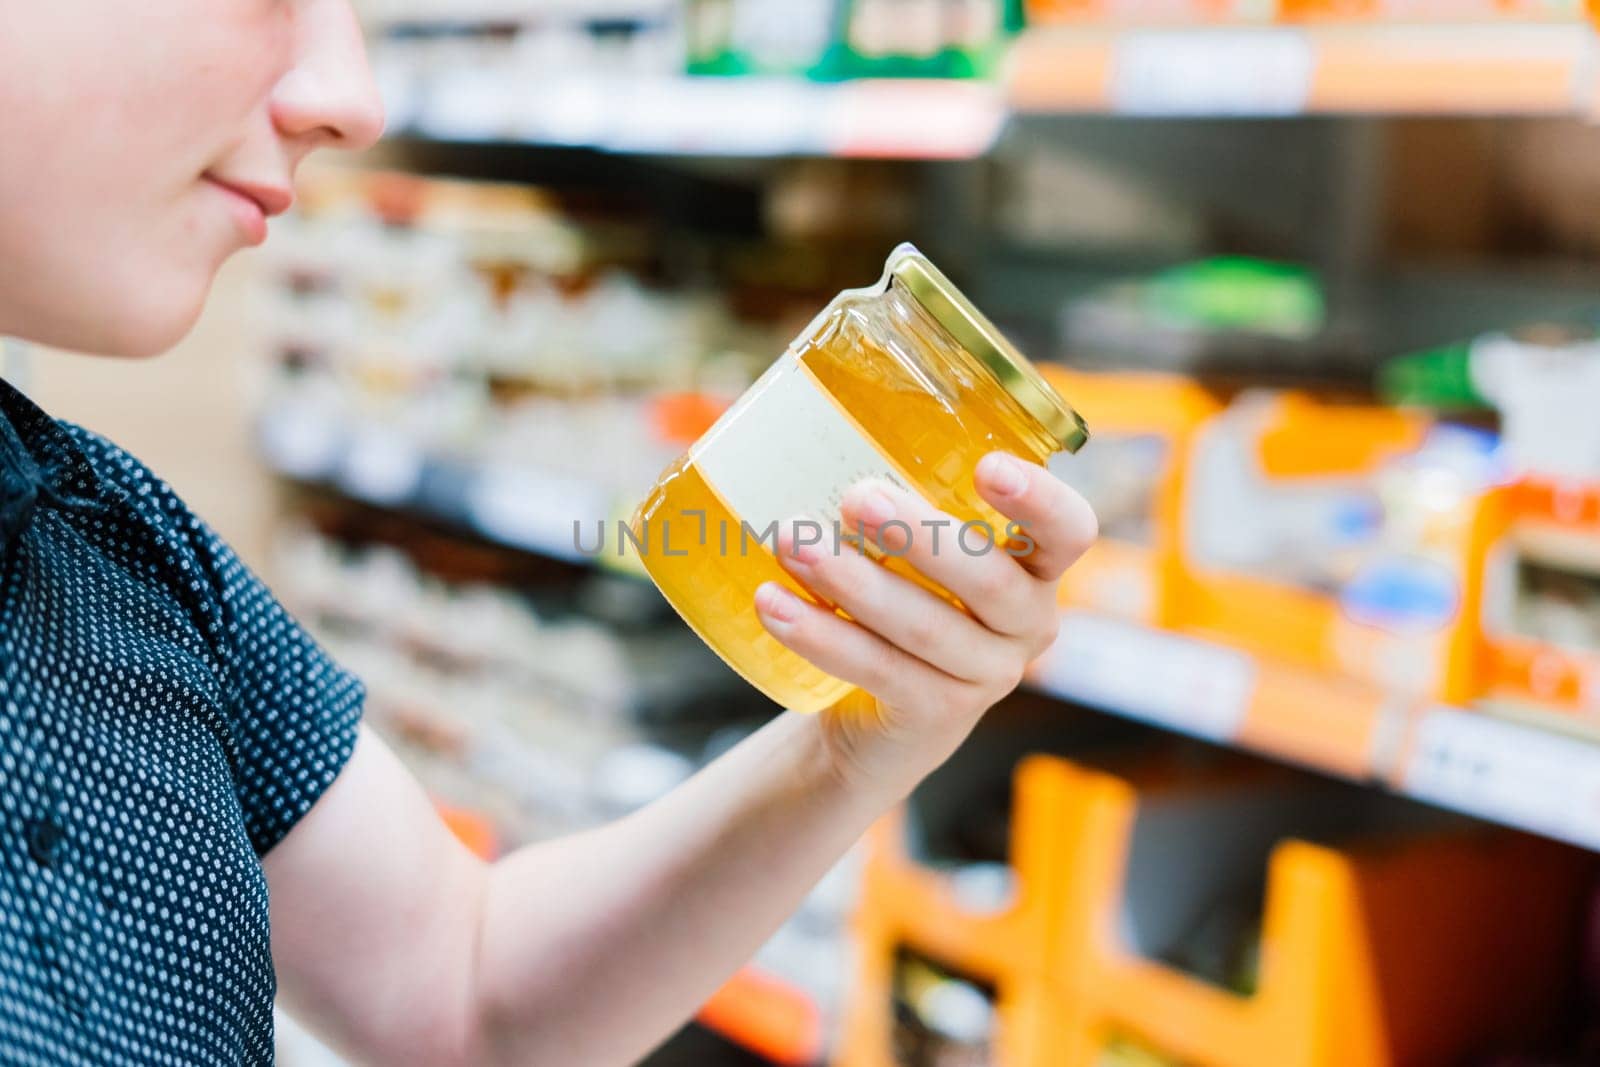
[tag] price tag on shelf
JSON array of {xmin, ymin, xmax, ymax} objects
[
  {"xmin": 608, "ymin": 77, "xmax": 820, "ymax": 157},
  {"xmin": 465, "ymin": 465, "xmax": 612, "ymax": 565},
  {"xmin": 825, "ymin": 80, "xmax": 1006, "ymax": 160},
  {"xmin": 1112, "ymin": 29, "xmax": 1313, "ymax": 116},
  {"xmin": 1033, "ymin": 612, "xmax": 1255, "ymax": 743},
  {"xmin": 1403, "ymin": 707, "xmax": 1600, "ymax": 851}
]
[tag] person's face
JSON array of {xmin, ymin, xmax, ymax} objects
[{"xmin": 0, "ymin": 0, "xmax": 384, "ymax": 357}]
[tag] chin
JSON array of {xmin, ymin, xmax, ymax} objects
[{"xmin": 62, "ymin": 272, "xmax": 213, "ymax": 360}]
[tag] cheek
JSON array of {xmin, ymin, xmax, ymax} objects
[
  {"xmin": 8, "ymin": 6, "xmax": 291, "ymax": 181},
  {"xmin": 0, "ymin": 160, "xmax": 230, "ymax": 356},
  {"xmin": 0, "ymin": 1, "xmax": 287, "ymax": 354},
  {"xmin": 117, "ymin": 9, "xmax": 294, "ymax": 174}
]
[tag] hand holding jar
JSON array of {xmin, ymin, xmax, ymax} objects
[
  {"xmin": 631, "ymin": 245, "xmax": 1096, "ymax": 795},
  {"xmin": 759, "ymin": 455, "xmax": 1098, "ymax": 798}
]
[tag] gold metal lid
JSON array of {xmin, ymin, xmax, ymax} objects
[{"xmin": 886, "ymin": 243, "xmax": 1089, "ymax": 454}]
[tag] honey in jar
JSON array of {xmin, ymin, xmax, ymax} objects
[{"xmin": 630, "ymin": 244, "xmax": 1088, "ymax": 713}]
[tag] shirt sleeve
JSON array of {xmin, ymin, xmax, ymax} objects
[
  {"xmin": 58, "ymin": 422, "xmax": 366, "ymax": 856},
  {"xmin": 194, "ymin": 522, "xmax": 367, "ymax": 856}
]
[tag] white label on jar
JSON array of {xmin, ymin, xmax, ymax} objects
[{"xmin": 692, "ymin": 352, "xmax": 916, "ymax": 547}]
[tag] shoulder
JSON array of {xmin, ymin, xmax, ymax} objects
[
  {"xmin": 55, "ymin": 420, "xmax": 247, "ymax": 631},
  {"xmin": 58, "ymin": 420, "xmax": 227, "ymax": 556},
  {"xmin": 60, "ymin": 421, "xmax": 186, "ymax": 511}
]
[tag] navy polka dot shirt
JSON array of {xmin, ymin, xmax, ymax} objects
[{"xmin": 0, "ymin": 378, "xmax": 365, "ymax": 1065}]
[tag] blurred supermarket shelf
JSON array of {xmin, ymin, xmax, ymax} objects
[
  {"xmin": 1009, "ymin": 22, "xmax": 1600, "ymax": 116},
  {"xmin": 260, "ymin": 375, "xmax": 1600, "ymax": 860},
  {"xmin": 358, "ymin": 0, "xmax": 674, "ymax": 28},
  {"xmin": 382, "ymin": 72, "xmax": 1009, "ymax": 159},
  {"xmin": 1031, "ymin": 609, "xmax": 1600, "ymax": 852},
  {"xmin": 262, "ymin": 410, "xmax": 1600, "ymax": 857},
  {"xmin": 257, "ymin": 396, "xmax": 634, "ymax": 570},
  {"xmin": 370, "ymin": 23, "xmax": 1600, "ymax": 162}
]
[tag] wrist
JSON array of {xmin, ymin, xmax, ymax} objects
[
  {"xmin": 773, "ymin": 703, "xmax": 913, "ymax": 813},
  {"xmin": 813, "ymin": 692, "xmax": 963, "ymax": 806}
]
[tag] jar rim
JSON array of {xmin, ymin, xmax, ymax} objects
[{"xmin": 886, "ymin": 243, "xmax": 1089, "ymax": 454}]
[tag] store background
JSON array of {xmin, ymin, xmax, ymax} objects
[{"xmin": 14, "ymin": 1, "xmax": 1600, "ymax": 1064}]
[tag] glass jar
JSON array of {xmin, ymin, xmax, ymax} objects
[{"xmin": 630, "ymin": 244, "xmax": 1088, "ymax": 713}]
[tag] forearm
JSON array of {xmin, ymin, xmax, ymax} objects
[{"xmin": 469, "ymin": 707, "xmax": 898, "ymax": 1067}]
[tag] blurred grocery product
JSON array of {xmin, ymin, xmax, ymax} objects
[
  {"xmin": 685, "ymin": 0, "xmax": 842, "ymax": 76},
  {"xmin": 826, "ymin": 0, "xmax": 1025, "ymax": 79},
  {"xmin": 686, "ymin": 0, "xmax": 1023, "ymax": 80},
  {"xmin": 891, "ymin": 951, "xmax": 996, "ymax": 1067},
  {"xmin": 254, "ymin": 169, "xmax": 784, "ymax": 566},
  {"xmin": 1383, "ymin": 325, "xmax": 1600, "ymax": 480},
  {"xmin": 846, "ymin": 751, "xmax": 1595, "ymax": 1067},
  {"xmin": 995, "ymin": 144, "xmax": 1208, "ymax": 254},
  {"xmin": 1181, "ymin": 391, "xmax": 1483, "ymax": 692},
  {"xmin": 1141, "ymin": 258, "xmax": 1323, "ymax": 338},
  {"xmin": 1062, "ymin": 258, "xmax": 1326, "ymax": 372}
]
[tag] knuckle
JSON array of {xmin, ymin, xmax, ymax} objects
[
  {"xmin": 999, "ymin": 658, "xmax": 1028, "ymax": 696},
  {"xmin": 1027, "ymin": 624, "xmax": 1058, "ymax": 660},
  {"xmin": 926, "ymin": 683, "xmax": 967, "ymax": 721},
  {"xmin": 905, "ymin": 671, "xmax": 958, "ymax": 717},
  {"xmin": 970, "ymin": 564, "xmax": 1018, "ymax": 608},
  {"xmin": 1004, "ymin": 659, "xmax": 1030, "ymax": 694},
  {"xmin": 903, "ymin": 611, "xmax": 943, "ymax": 654},
  {"xmin": 839, "ymin": 560, "xmax": 889, "ymax": 619},
  {"xmin": 1028, "ymin": 600, "xmax": 1062, "ymax": 651},
  {"xmin": 963, "ymin": 678, "xmax": 1005, "ymax": 718},
  {"xmin": 859, "ymin": 645, "xmax": 902, "ymax": 695}
]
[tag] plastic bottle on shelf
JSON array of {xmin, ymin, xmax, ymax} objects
[
  {"xmin": 1470, "ymin": 329, "xmax": 1600, "ymax": 482},
  {"xmin": 685, "ymin": 0, "xmax": 839, "ymax": 75},
  {"xmin": 823, "ymin": 0, "xmax": 1019, "ymax": 77},
  {"xmin": 1383, "ymin": 325, "xmax": 1600, "ymax": 482}
]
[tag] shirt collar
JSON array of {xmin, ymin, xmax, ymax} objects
[{"xmin": 0, "ymin": 377, "xmax": 101, "ymax": 544}]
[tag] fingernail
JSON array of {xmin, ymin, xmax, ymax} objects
[
  {"xmin": 755, "ymin": 583, "xmax": 802, "ymax": 628},
  {"xmin": 980, "ymin": 453, "xmax": 1027, "ymax": 497},
  {"xmin": 846, "ymin": 485, "xmax": 896, "ymax": 527}
]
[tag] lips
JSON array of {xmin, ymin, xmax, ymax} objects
[
  {"xmin": 204, "ymin": 174, "xmax": 294, "ymax": 218},
  {"xmin": 203, "ymin": 173, "xmax": 293, "ymax": 247}
]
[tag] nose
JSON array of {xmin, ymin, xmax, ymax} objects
[{"xmin": 270, "ymin": 0, "xmax": 386, "ymax": 153}]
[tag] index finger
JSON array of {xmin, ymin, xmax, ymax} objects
[{"xmin": 974, "ymin": 452, "xmax": 1098, "ymax": 581}]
